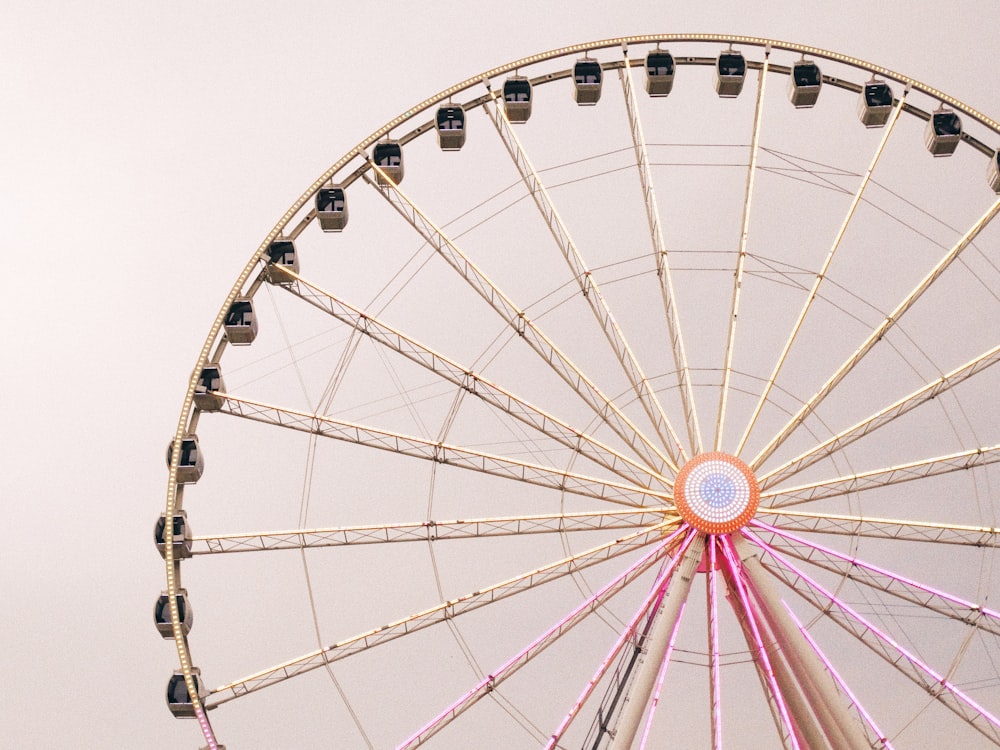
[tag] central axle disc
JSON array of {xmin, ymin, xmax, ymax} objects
[{"xmin": 673, "ymin": 452, "xmax": 760, "ymax": 534}]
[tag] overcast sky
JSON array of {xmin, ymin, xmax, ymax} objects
[{"xmin": 5, "ymin": 1, "xmax": 1000, "ymax": 747}]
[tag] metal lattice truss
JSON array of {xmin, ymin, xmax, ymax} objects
[
  {"xmin": 760, "ymin": 344, "xmax": 1000, "ymax": 489},
  {"xmin": 716, "ymin": 50, "xmax": 770, "ymax": 454},
  {"xmin": 480, "ymin": 79, "xmax": 687, "ymax": 472},
  {"xmin": 278, "ymin": 269, "xmax": 666, "ymax": 491},
  {"xmin": 762, "ymin": 444, "xmax": 1000, "ymax": 507},
  {"xmin": 205, "ymin": 524, "xmax": 672, "ymax": 707},
  {"xmin": 218, "ymin": 393, "xmax": 666, "ymax": 508},
  {"xmin": 398, "ymin": 527, "xmax": 692, "ymax": 748},
  {"xmin": 192, "ymin": 509, "xmax": 674, "ymax": 555},
  {"xmin": 734, "ymin": 89, "xmax": 908, "ymax": 458},
  {"xmin": 361, "ymin": 163, "xmax": 673, "ymax": 477},
  {"xmin": 747, "ymin": 530, "xmax": 1000, "ymax": 745},
  {"xmin": 752, "ymin": 520, "xmax": 1000, "ymax": 637},
  {"xmin": 751, "ymin": 196, "xmax": 1000, "ymax": 473},
  {"xmin": 617, "ymin": 48, "xmax": 702, "ymax": 456},
  {"xmin": 758, "ymin": 508, "xmax": 1000, "ymax": 547}
]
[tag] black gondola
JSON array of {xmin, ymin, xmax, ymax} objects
[
  {"xmin": 316, "ymin": 185, "xmax": 348, "ymax": 232},
  {"xmin": 372, "ymin": 140, "xmax": 404, "ymax": 185},
  {"xmin": 573, "ymin": 59, "xmax": 603, "ymax": 105},
  {"xmin": 645, "ymin": 50, "xmax": 675, "ymax": 97},
  {"xmin": 194, "ymin": 364, "xmax": 225, "ymax": 412},
  {"xmin": 925, "ymin": 107, "xmax": 962, "ymax": 156},
  {"xmin": 265, "ymin": 239, "xmax": 298, "ymax": 285},
  {"xmin": 503, "ymin": 76, "xmax": 532, "ymax": 123},
  {"xmin": 436, "ymin": 106, "xmax": 466, "ymax": 151},
  {"xmin": 224, "ymin": 297, "xmax": 257, "ymax": 345},
  {"xmin": 154, "ymin": 511, "xmax": 192, "ymax": 559},
  {"xmin": 988, "ymin": 150, "xmax": 1000, "ymax": 193},
  {"xmin": 155, "ymin": 589, "xmax": 193, "ymax": 638},
  {"xmin": 716, "ymin": 51, "xmax": 746, "ymax": 98},
  {"xmin": 166, "ymin": 435, "xmax": 203, "ymax": 484},
  {"xmin": 788, "ymin": 60, "xmax": 821, "ymax": 108},
  {"xmin": 166, "ymin": 668, "xmax": 206, "ymax": 718},
  {"xmin": 858, "ymin": 80, "xmax": 894, "ymax": 127}
]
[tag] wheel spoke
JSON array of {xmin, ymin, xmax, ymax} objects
[
  {"xmin": 783, "ymin": 604, "xmax": 895, "ymax": 748},
  {"xmin": 718, "ymin": 534, "xmax": 802, "ymax": 749},
  {"xmin": 707, "ymin": 537, "xmax": 723, "ymax": 749},
  {"xmin": 396, "ymin": 528, "xmax": 684, "ymax": 748},
  {"xmin": 278, "ymin": 270, "xmax": 666, "ymax": 489},
  {"xmin": 572, "ymin": 554, "xmax": 679, "ymax": 748},
  {"xmin": 605, "ymin": 534, "xmax": 705, "ymax": 749},
  {"xmin": 619, "ymin": 47, "xmax": 703, "ymax": 456},
  {"xmin": 636, "ymin": 617, "xmax": 682, "ymax": 750},
  {"xmin": 191, "ymin": 509, "xmax": 673, "ymax": 555},
  {"xmin": 756, "ymin": 508, "xmax": 1000, "ymax": 547},
  {"xmin": 545, "ymin": 529, "xmax": 700, "ymax": 749},
  {"xmin": 362, "ymin": 165, "xmax": 672, "ymax": 476},
  {"xmin": 204, "ymin": 523, "xmax": 671, "ymax": 707},
  {"xmin": 481, "ymin": 81, "xmax": 686, "ymax": 472},
  {"xmin": 753, "ymin": 520, "xmax": 1000, "ymax": 637},
  {"xmin": 746, "ymin": 530, "xmax": 1000, "ymax": 745},
  {"xmin": 761, "ymin": 444, "xmax": 1000, "ymax": 507},
  {"xmin": 751, "ymin": 195, "xmax": 1000, "ymax": 472},
  {"xmin": 716, "ymin": 50, "xmax": 770, "ymax": 452},
  {"xmin": 759, "ymin": 343, "xmax": 1000, "ymax": 489},
  {"xmin": 217, "ymin": 392, "xmax": 666, "ymax": 508},
  {"xmin": 732, "ymin": 534, "xmax": 876, "ymax": 748},
  {"xmin": 735, "ymin": 90, "xmax": 908, "ymax": 457}
]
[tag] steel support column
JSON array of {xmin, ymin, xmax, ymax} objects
[
  {"xmin": 608, "ymin": 535, "xmax": 705, "ymax": 749},
  {"xmin": 733, "ymin": 535, "xmax": 872, "ymax": 749}
]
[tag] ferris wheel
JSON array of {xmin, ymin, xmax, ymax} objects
[{"xmin": 159, "ymin": 35, "xmax": 1000, "ymax": 748}]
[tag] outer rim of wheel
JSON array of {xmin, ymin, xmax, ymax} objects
[{"xmin": 163, "ymin": 36, "xmax": 1000, "ymax": 747}]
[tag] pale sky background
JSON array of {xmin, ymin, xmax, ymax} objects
[{"xmin": 5, "ymin": 1, "xmax": 1000, "ymax": 748}]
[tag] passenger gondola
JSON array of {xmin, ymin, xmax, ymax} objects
[
  {"xmin": 987, "ymin": 149, "xmax": 1000, "ymax": 193},
  {"xmin": 166, "ymin": 435, "xmax": 203, "ymax": 484},
  {"xmin": 193, "ymin": 365, "xmax": 225, "ymax": 412},
  {"xmin": 857, "ymin": 79, "xmax": 894, "ymax": 127},
  {"xmin": 573, "ymin": 59, "xmax": 603, "ymax": 105},
  {"xmin": 645, "ymin": 49, "xmax": 675, "ymax": 97},
  {"xmin": 265, "ymin": 239, "xmax": 298, "ymax": 285},
  {"xmin": 166, "ymin": 668, "xmax": 206, "ymax": 718},
  {"xmin": 372, "ymin": 140, "xmax": 404, "ymax": 185},
  {"xmin": 716, "ymin": 50, "xmax": 746, "ymax": 98},
  {"xmin": 788, "ymin": 60, "xmax": 821, "ymax": 108},
  {"xmin": 316, "ymin": 185, "xmax": 348, "ymax": 231},
  {"xmin": 503, "ymin": 76, "xmax": 532, "ymax": 122},
  {"xmin": 155, "ymin": 589, "xmax": 193, "ymax": 638},
  {"xmin": 436, "ymin": 106, "xmax": 466, "ymax": 150},
  {"xmin": 224, "ymin": 297, "xmax": 257, "ymax": 345},
  {"xmin": 924, "ymin": 107, "xmax": 962, "ymax": 156},
  {"xmin": 154, "ymin": 511, "xmax": 192, "ymax": 559}
]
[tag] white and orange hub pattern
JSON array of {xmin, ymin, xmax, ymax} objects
[{"xmin": 673, "ymin": 452, "xmax": 760, "ymax": 534}]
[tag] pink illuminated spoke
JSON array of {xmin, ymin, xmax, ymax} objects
[
  {"xmin": 397, "ymin": 528, "xmax": 685, "ymax": 748},
  {"xmin": 707, "ymin": 537, "xmax": 723, "ymax": 749},
  {"xmin": 636, "ymin": 603, "xmax": 686, "ymax": 750},
  {"xmin": 205, "ymin": 524, "xmax": 671, "ymax": 708},
  {"xmin": 718, "ymin": 536, "xmax": 801, "ymax": 749},
  {"xmin": 744, "ymin": 531, "xmax": 1000, "ymax": 744},
  {"xmin": 782, "ymin": 603, "xmax": 894, "ymax": 749},
  {"xmin": 545, "ymin": 529, "xmax": 699, "ymax": 749},
  {"xmin": 751, "ymin": 520, "xmax": 1000, "ymax": 636}
]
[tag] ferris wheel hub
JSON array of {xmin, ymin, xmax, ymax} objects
[{"xmin": 673, "ymin": 452, "xmax": 760, "ymax": 534}]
